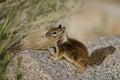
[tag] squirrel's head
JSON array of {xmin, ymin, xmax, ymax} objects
[{"xmin": 45, "ymin": 24, "xmax": 65, "ymax": 41}]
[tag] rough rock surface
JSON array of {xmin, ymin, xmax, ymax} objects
[{"xmin": 6, "ymin": 35, "xmax": 120, "ymax": 80}]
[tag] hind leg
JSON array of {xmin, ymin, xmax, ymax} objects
[{"xmin": 74, "ymin": 62, "xmax": 87, "ymax": 73}]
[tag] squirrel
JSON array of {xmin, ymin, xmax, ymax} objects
[{"xmin": 45, "ymin": 24, "xmax": 116, "ymax": 73}]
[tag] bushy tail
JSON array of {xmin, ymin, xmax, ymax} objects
[{"xmin": 88, "ymin": 46, "xmax": 116, "ymax": 66}]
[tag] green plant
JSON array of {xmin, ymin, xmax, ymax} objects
[
  {"xmin": 0, "ymin": 0, "xmax": 24, "ymax": 79},
  {"xmin": 15, "ymin": 57, "xmax": 23, "ymax": 80}
]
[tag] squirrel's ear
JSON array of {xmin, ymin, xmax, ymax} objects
[
  {"xmin": 58, "ymin": 24, "xmax": 62, "ymax": 28},
  {"xmin": 58, "ymin": 24, "xmax": 65, "ymax": 30},
  {"xmin": 62, "ymin": 26, "xmax": 65, "ymax": 30}
]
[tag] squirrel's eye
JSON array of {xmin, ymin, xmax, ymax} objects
[{"xmin": 52, "ymin": 32, "xmax": 57, "ymax": 34}]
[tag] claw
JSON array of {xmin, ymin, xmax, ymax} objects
[{"xmin": 75, "ymin": 68, "xmax": 86, "ymax": 74}]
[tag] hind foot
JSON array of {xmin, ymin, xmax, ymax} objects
[{"xmin": 75, "ymin": 67, "xmax": 86, "ymax": 74}]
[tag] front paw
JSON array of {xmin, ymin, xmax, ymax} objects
[{"xmin": 50, "ymin": 55, "xmax": 58, "ymax": 61}]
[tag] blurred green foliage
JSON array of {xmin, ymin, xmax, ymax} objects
[
  {"xmin": 15, "ymin": 57, "xmax": 23, "ymax": 80},
  {"xmin": 0, "ymin": 0, "xmax": 23, "ymax": 79}
]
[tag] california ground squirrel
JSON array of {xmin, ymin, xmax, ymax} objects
[{"xmin": 45, "ymin": 24, "xmax": 116, "ymax": 73}]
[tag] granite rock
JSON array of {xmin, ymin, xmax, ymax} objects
[{"xmin": 6, "ymin": 35, "xmax": 120, "ymax": 80}]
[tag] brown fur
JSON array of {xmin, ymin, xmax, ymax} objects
[
  {"xmin": 89, "ymin": 46, "xmax": 116, "ymax": 66},
  {"xmin": 45, "ymin": 25, "xmax": 116, "ymax": 73}
]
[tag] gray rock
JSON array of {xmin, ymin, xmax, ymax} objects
[{"xmin": 6, "ymin": 35, "xmax": 120, "ymax": 80}]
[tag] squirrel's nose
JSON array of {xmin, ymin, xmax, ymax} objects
[{"xmin": 45, "ymin": 32, "xmax": 49, "ymax": 37}]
